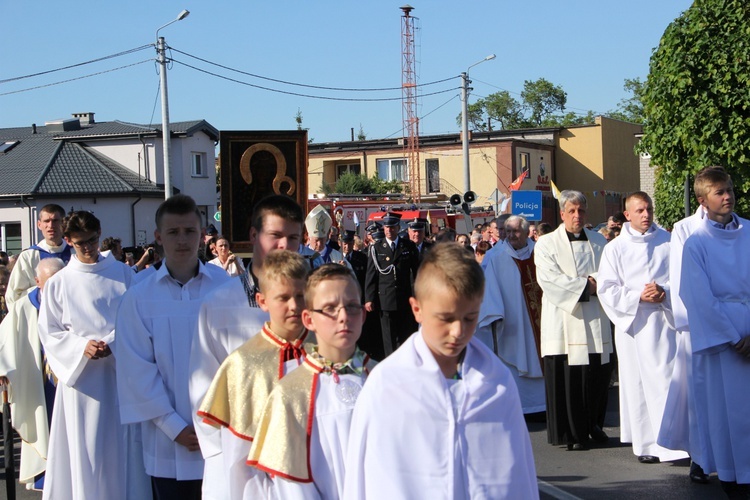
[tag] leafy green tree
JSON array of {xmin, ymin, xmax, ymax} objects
[
  {"xmin": 484, "ymin": 90, "xmax": 526, "ymax": 130},
  {"xmin": 543, "ymin": 110, "xmax": 597, "ymax": 128},
  {"xmin": 456, "ymin": 101, "xmax": 488, "ymax": 131},
  {"xmin": 607, "ymin": 78, "xmax": 646, "ymax": 123},
  {"xmin": 320, "ymin": 173, "xmax": 403, "ymax": 196},
  {"xmin": 521, "ymin": 78, "xmax": 567, "ymax": 127},
  {"xmin": 640, "ymin": 0, "xmax": 750, "ymax": 227},
  {"xmin": 357, "ymin": 124, "xmax": 367, "ymax": 141}
]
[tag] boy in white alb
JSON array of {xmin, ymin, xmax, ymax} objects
[
  {"xmin": 679, "ymin": 167, "xmax": 750, "ymax": 497},
  {"xmin": 248, "ymin": 263, "xmax": 376, "ymax": 499},
  {"xmin": 198, "ymin": 250, "xmax": 313, "ymax": 499},
  {"xmin": 344, "ymin": 243, "xmax": 538, "ymax": 499},
  {"xmin": 38, "ymin": 211, "xmax": 142, "ymax": 500},
  {"xmin": 597, "ymin": 192, "xmax": 688, "ymax": 464},
  {"xmin": 115, "ymin": 195, "xmax": 230, "ymax": 499},
  {"xmin": 188, "ymin": 195, "xmax": 316, "ymax": 499}
]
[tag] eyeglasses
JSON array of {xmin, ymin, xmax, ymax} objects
[
  {"xmin": 70, "ymin": 235, "xmax": 99, "ymax": 249},
  {"xmin": 311, "ymin": 304, "xmax": 364, "ymax": 318}
]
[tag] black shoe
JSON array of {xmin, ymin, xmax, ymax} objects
[
  {"xmin": 590, "ymin": 425, "xmax": 609, "ymax": 444},
  {"xmin": 638, "ymin": 455, "xmax": 660, "ymax": 464},
  {"xmin": 567, "ymin": 442, "xmax": 589, "ymax": 451},
  {"xmin": 689, "ymin": 462, "xmax": 709, "ymax": 484}
]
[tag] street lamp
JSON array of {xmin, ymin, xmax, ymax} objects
[
  {"xmin": 156, "ymin": 9, "xmax": 190, "ymax": 200},
  {"xmin": 461, "ymin": 54, "xmax": 496, "ymax": 193}
]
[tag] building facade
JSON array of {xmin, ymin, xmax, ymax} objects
[{"xmin": 0, "ymin": 113, "xmax": 219, "ymax": 254}]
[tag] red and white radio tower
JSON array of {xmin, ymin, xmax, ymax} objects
[{"xmin": 400, "ymin": 5, "xmax": 420, "ymax": 202}]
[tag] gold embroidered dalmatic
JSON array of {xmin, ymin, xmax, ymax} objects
[
  {"xmin": 247, "ymin": 349, "xmax": 375, "ymax": 482},
  {"xmin": 197, "ymin": 323, "xmax": 313, "ymax": 440}
]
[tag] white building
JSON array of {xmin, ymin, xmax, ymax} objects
[{"xmin": 0, "ymin": 113, "xmax": 219, "ymax": 254}]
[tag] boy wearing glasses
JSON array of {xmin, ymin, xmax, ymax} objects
[
  {"xmin": 38, "ymin": 211, "xmax": 140, "ymax": 500},
  {"xmin": 199, "ymin": 250, "xmax": 313, "ymax": 498},
  {"xmin": 344, "ymin": 243, "xmax": 538, "ymax": 499},
  {"xmin": 248, "ymin": 263, "xmax": 376, "ymax": 499}
]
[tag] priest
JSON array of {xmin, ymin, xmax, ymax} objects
[
  {"xmin": 477, "ymin": 215, "xmax": 545, "ymax": 414},
  {"xmin": 0, "ymin": 258, "xmax": 64, "ymax": 490},
  {"xmin": 534, "ymin": 190, "xmax": 613, "ymax": 451},
  {"xmin": 597, "ymin": 192, "xmax": 688, "ymax": 464}
]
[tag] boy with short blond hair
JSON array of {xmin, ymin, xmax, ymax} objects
[
  {"xmin": 198, "ymin": 250, "xmax": 312, "ymax": 498},
  {"xmin": 680, "ymin": 167, "xmax": 750, "ymax": 496},
  {"xmin": 248, "ymin": 263, "xmax": 376, "ymax": 499},
  {"xmin": 344, "ymin": 243, "xmax": 539, "ymax": 499}
]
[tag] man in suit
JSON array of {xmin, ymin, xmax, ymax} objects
[
  {"xmin": 365, "ymin": 212, "xmax": 420, "ymax": 356},
  {"xmin": 407, "ymin": 218, "xmax": 433, "ymax": 265}
]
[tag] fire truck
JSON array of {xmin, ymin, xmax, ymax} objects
[{"xmin": 307, "ymin": 194, "xmax": 496, "ymax": 239}]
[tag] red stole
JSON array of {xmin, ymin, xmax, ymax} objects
[{"xmin": 513, "ymin": 256, "xmax": 543, "ymax": 371}]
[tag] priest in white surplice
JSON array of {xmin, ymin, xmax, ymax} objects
[
  {"xmin": 38, "ymin": 211, "xmax": 143, "ymax": 500},
  {"xmin": 680, "ymin": 168, "xmax": 750, "ymax": 496},
  {"xmin": 597, "ymin": 192, "xmax": 688, "ymax": 464},
  {"xmin": 477, "ymin": 215, "xmax": 545, "ymax": 414},
  {"xmin": 0, "ymin": 258, "xmax": 64, "ymax": 490},
  {"xmin": 534, "ymin": 190, "xmax": 613, "ymax": 450}
]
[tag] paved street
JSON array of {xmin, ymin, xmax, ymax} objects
[{"xmin": 0, "ymin": 386, "xmax": 726, "ymax": 499}]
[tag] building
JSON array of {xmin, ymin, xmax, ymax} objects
[
  {"xmin": 308, "ymin": 115, "xmax": 642, "ymax": 225},
  {"xmin": 0, "ymin": 113, "xmax": 219, "ymax": 254}
]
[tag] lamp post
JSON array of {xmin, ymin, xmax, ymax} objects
[
  {"xmin": 461, "ymin": 54, "xmax": 496, "ymax": 193},
  {"xmin": 156, "ymin": 9, "xmax": 190, "ymax": 200}
]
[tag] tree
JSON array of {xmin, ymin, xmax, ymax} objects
[
  {"xmin": 320, "ymin": 173, "xmax": 403, "ymax": 196},
  {"xmin": 607, "ymin": 78, "xmax": 646, "ymax": 124},
  {"xmin": 484, "ymin": 90, "xmax": 526, "ymax": 130},
  {"xmin": 521, "ymin": 78, "xmax": 567, "ymax": 127},
  {"xmin": 357, "ymin": 124, "xmax": 367, "ymax": 141},
  {"xmin": 295, "ymin": 108, "xmax": 304, "ymax": 130},
  {"xmin": 640, "ymin": 0, "xmax": 750, "ymax": 227}
]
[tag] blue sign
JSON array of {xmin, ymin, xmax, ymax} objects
[{"xmin": 511, "ymin": 190, "xmax": 542, "ymax": 220}]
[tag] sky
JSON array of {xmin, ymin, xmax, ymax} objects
[{"xmin": 2, "ymin": 1, "xmax": 694, "ymax": 144}]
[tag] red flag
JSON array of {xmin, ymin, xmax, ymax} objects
[{"xmin": 509, "ymin": 170, "xmax": 528, "ymax": 191}]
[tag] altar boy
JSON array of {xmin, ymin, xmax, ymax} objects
[
  {"xmin": 680, "ymin": 167, "xmax": 750, "ymax": 496},
  {"xmin": 344, "ymin": 243, "xmax": 538, "ymax": 499},
  {"xmin": 248, "ymin": 263, "xmax": 376, "ymax": 499}
]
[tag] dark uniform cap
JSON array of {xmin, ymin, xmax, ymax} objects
[
  {"xmin": 408, "ymin": 217, "xmax": 428, "ymax": 231},
  {"xmin": 366, "ymin": 222, "xmax": 383, "ymax": 233},
  {"xmin": 382, "ymin": 212, "xmax": 402, "ymax": 227},
  {"xmin": 371, "ymin": 229, "xmax": 385, "ymax": 240},
  {"xmin": 341, "ymin": 230, "xmax": 356, "ymax": 242}
]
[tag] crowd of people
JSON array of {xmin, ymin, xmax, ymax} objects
[{"xmin": 0, "ymin": 164, "xmax": 746, "ymax": 499}]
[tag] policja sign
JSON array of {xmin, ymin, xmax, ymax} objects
[{"xmin": 511, "ymin": 190, "xmax": 542, "ymax": 220}]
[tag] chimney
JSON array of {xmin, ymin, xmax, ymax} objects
[
  {"xmin": 72, "ymin": 112, "xmax": 95, "ymax": 126},
  {"xmin": 32, "ymin": 123, "xmax": 37, "ymax": 134}
]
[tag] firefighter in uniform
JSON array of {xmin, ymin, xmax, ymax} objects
[
  {"xmin": 364, "ymin": 212, "xmax": 419, "ymax": 357},
  {"xmin": 407, "ymin": 217, "xmax": 433, "ymax": 265}
]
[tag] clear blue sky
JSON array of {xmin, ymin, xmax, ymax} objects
[{"xmin": 2, "ymin": 1, "xmax": 693, "ymax": 143}]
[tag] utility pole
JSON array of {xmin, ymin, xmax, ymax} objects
[
  {"xmin": 461, "ymin": 54, "xmax": 496, "ymax": 194},
  {"xmin": 156, "ymin": 9, "xmax": 190, "ymax": 200}
]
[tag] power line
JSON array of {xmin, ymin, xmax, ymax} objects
[
  {"xmin": 0, "ymin": 60, "xmax": 152, "ymax": 97},
  {"xmin": 169, "ymin": 46, "xmax": 457, "ymax": 92},
  {"xmin": 0, "ymin": 45, "xmax": 153, "ymax": 85},
  {"xmin": 172, "ymin": 59, "xmax": 459, "ymax": 102}
]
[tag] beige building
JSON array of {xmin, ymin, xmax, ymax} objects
[
  {"xmin": 556, "ymin": 116, "xmax": 643, "ymax": 223},
  {"xmin": 308, "ymin": 115, "xmax": 642, "ymax": 225}
]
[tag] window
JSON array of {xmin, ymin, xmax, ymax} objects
[
  {"xmin": 192, "ymin": 152, "xmax": 208, "ymax": 177},
  {"xmin": 519, "ymin": 152, "xmax": 530, "ymax": 175},
  {"xmin": 0, "ymin": 141, "xmax": 19, "ymax": 154},
  {"xmin": 426, "ymin": 159, "xmax": 440, "ymax": 193},
  {"xmin": 376, "ymin": 158, "xmax": 408, "ymax": 182},
  {"xmin": 336, "ymin": 163, "xmax": 361, "ymax": 179},
  {"xmin": 1, "ymin": 223, "xmax": 22, "ymax": 256}
]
